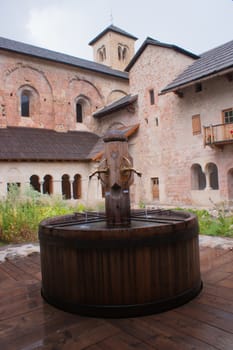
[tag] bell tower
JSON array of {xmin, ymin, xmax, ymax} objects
[{"xmin": 89, "ymin": 25, "xmax": 137, "ymax": 71}]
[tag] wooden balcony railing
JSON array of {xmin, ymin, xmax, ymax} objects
[{"xmin": 203, "ymin": 122, "xmax": 233, "ymax": 147}]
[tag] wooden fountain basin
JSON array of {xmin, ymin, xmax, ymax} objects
[{"xmin": 39, "ymin": 210, "xmax": 202, "ymax": 318}]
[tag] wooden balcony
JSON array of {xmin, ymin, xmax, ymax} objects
[{"xmin": 204, "ymin": 122, "xmax": 233, "ymax": 148}]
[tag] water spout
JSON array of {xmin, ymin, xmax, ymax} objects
[{"xmin": 89, "ymin": 130, "xmax": 141, "ymax": 227}]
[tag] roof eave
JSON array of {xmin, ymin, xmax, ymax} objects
[
  {"xmin": 0, "ymin": 47, "xmax": 129, "ymax": 80},
  {"xmin": 93, "ymin": 95, "xmax": 137, "ymax": 118},
  {"xmin": 125, "ymin": 38, "xmax": 198, "ymax": 72},
  {"xmin": 89, "ymin": 25, "xmax": 138, "ymax": 46},
  {"xmin": 160, "ymin": 65, "xmax": 233, "ymax": 95}
]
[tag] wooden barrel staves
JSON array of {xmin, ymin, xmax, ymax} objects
[{"xmin": 39, "ymin": 210, "xmax": 202, "ymax": 318}]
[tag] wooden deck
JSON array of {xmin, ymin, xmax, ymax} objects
[{"xmin": 1, "ymin": 245, "xmax": 233, "ymax": 349}]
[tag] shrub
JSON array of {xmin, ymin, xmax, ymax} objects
[
  {"xmin": 187, "ymin": 205, "xmax": 233, "ymax": 237},
  {"xmin": 0, "ymin": 185, "xmax": 87, "ymax": 243}
]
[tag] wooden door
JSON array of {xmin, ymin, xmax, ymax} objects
[{"xmin": 152, "ymin": 177, "xmax": 159, "ymax": 200}]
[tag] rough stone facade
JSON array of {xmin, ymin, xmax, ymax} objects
[
  {"xmin": 0, "ymin": 25, "xmax": 232, "ymax": 207},
  {"xmin": 0, "ymin": 52, "xmax": 129, "ymax": 133},
  {"xmin": 89, "ymin": 26, "xmax": 137, "ymax": 71}
]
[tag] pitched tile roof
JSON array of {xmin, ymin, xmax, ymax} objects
[
  {"xmin": 125, "ymin": 37, "xmax": 199, "ymax": 72},
  {"xmin": 0, "ymin": 127, "xmax": 100, "ymax": 161},
  {"xmin": 161, "ymin": 39, "xmax": 233, "ymax": 94},
  {"xmin": 89, "ymin": 25, "xmax": 138, "ymax": 46},
  {"xmin": 0, "ymin": 36, "xmax": 128, "ymax": 80},
  {"xmin": 93, "ymin": 94, "xmax": 138, "ymax": 118}
]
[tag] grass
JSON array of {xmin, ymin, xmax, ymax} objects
[
  {"xmin": 0, "ymin": 185, "xmax": 86, "ymax": 244},
  {"xmin": 191, "ymin": 207, "xmax": 233, "ymax": 237},
  {"xmin": 0, "ymin": 185, "xmax": 232, "ymax": 244}
]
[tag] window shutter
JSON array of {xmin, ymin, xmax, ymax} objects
[{"xmin": 192, "ymin": 115, "xmax": 201, "ymax": 135}]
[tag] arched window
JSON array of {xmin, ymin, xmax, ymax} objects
[
  {"xmin": 19, "ymin": 85, "xmax": 39, "ymax": 118},
  {"xmin": 118, "ymin": 44, "xmax": 128, "ymax": 61},
  {"xmin": 21, "ymin": 91, "xmax": 30, "ymax": 117},
  {"xmin": 30, "ymin": 175, "xmax": 40, "ymax": 192},
  {"xmin": 205, "ymin": 163, "xmax": 219, "ymax": 190},
  {"xmin": 227, "ymin": 168, "xmax": 233, "ymax": 200},
  {"xmin": 75, "ymin": 96, "xmax": 90, "ymax": 124},
  {"xmin": 76, "ymin": 103, "xmax": 83, "ymax": 123},
  {"xmin": 73, "ymin": 174, "xmax": 81, "ymax": 199},
  {"xmin": 62, "ymin": 174, "xmax": 71, "ymax": 199},
  {"xmin": 43, "ymin": 175, "xmax": 53, "ymax": 195},
  {"xmin": 191, "ymin": 164, "xmax": 206, "ymax": 190},
  {"xmin": 98, "ymin": 46, "xmax": 106, "ymax": 62},
  {"xmin": 122, "ymin": 47, "xmax": 127, "ymax": 60},
  {"xmin": 118, "ymin": 46, "xmax": 122, "ymax": 60}
]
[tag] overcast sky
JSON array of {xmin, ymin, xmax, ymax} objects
[{"xmin": 0, "ymin": 0, "xmax": 232, "ymax": 60}]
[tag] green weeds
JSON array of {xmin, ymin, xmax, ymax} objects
[
  {"xmin": 0, "ymin": 185, "xmax": 86, "ymax": 244},
  {"xmin": 183, "ymin": 204, "xmax": 233, "ymax": 237}
]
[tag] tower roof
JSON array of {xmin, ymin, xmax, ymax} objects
[{"xmin": 89, "ymin": 25, "xmax": 138, "ymax": 46}]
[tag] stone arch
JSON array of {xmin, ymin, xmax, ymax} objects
[
  {"xmin": 61, "ymin": 174, "xmax": 71, "ymax": 199},
  {"xmin": 4, "ymin": 64, "xmax": 54, "ymax": 127},
  {"xmin": 6, "ymin": 168, "xmax": 22, "ymax": 192},
  {"xmin": 108, "ymin": 122, "xmax": 126, "ymax": 131},
  {"xmin": 75, "ymin": 94, "xmax": 91, "ymax": 122},
  {"xmin": 205, "ymin": 162, "xmax": 219, "ymax": 190},
  {"xmin": 69, "ymin": 77, "xmax": 103, "ymax": 99},
  {"xmin": 107, "ymin": 90, "xmax": 127, "ymax": 104},
  {"xmin": 4, "ymin": 64, "xmax": 53, "ymax": 95},
  {"xmin": 73, "ymin": 174, "xmax": 82, "ymax": 199},
  {"xmin": 7, "ymin": 167, "xmax": 22, "ymax": 182},
  {"xmin": 97, "ymin": 45, "xmax": 106, "ymax": 62},
  {"xmin": 118, "ymin": 44, "xmax": 129, "ymax": 61},
  {"xmin": 68, "ymin": 78, "xmax": 103, "ymax": 128},
  {"xmin": 30, "ymin": 174, "xmax": 41, "ymax": 192},
  {"xmin": 191, "ymin": 164, "xmax": 206, "ymax": 190},
  {"xmin": 227, "ymin": 168, "xmax": 233, "ymax": 200},
  {"xmin": 18, "ymin": 84, "xmax": 40, "ymax": 118},
  {"xmin": 43, "ymin": 175, "xmax": 53, "ymax": 195}
]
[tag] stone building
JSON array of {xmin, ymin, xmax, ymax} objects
[{"xmin": 0, "ymin": 25, "xmax": 232, "ymax": 207}]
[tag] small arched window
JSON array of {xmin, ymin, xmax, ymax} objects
[
  {"xmin": 98, "ymin": 45, "xmax": 106, "ymax": 62},
  {"xmin": 206, "ymin": 163, "xmax": 219, "ymax": 190},
  {"xmin": 21, "ymin": 91, "xmax": 30, "ymax": 117},
  {"xmin": 118, "ymin": 44, "xmax": 128, "ymax": 61},
  {"xmin": 122, "ymin": 47, "xmax": 127, "ymax": 60},
  {"xmin": 76, "ymin": 103, "xmax": 83, "ymax": 123},
  {"xmin": 191, "ymin": 164, "xmax": 206, "ymax": 190}
]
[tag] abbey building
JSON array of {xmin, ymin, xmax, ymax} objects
[{"xmin": 0, "ymin": 25, "xmax": 232, "ymax": 207}]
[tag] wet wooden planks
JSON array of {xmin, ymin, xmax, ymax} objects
[{"xmin": 0, "ymin": 246, "xmax": 233, "ymax": 349}]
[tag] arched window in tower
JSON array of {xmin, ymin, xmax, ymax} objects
[
  {"xmin": 98, "ymin": 45, "xmax": 106, "ymax": 62},
  {"xmin": 118, "ymin": 45, "xmax": 122, "ymax": 60},
  {"xmin": 118, "ymin": 44, "xmax": 128, "ymax": 61},
  {"xmin": 122, "ymin": 47, "xmax": 127, "ymax": 60},
  {"xmin": 21, "ymin": 90, "xmax": 30, "ymax": 117},
  {"xmin": 76, "ymin": 102, "xmax": 83, "ymax": 123},
  {"xmin": 73, "ymin": 174, "xmax": 82, "ymax": 199}
]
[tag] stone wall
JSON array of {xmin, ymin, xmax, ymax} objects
[
  {"xmin": 129, "ymin": 44, "xmax": 233, "ymax": 206},
  {"xmin": 0, "ymin": 50, "xmax": 129, "ymax": 134}
]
